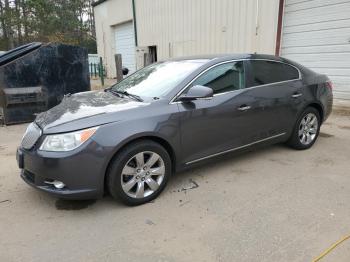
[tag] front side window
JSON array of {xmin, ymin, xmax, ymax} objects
[
  {"xmin": 111, "ymin": 60, "xmax": 208, "ymax": 98},
  {"xmin": 191, "ymin": 61, "xmax": 245, "ymax": 94},
  {"xmin": 248, "ymin": 60, "xmax": 299, "ymax": 87}
]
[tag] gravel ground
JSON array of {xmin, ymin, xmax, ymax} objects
[{"xmin": 0, "ymin": 113, "xmax": 350, "ymax": 262}]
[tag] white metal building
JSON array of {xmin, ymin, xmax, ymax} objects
[
  {"xmin": 93, "ymin": 0, "xmax": 350, "ymax": 99},
  {"xmin": 280, "ymin": 0, "xmax": 350, "ymax": 99}
]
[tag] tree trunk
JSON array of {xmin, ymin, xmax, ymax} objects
[
  {"xmin": 4, "ymin": 0, "xmax": 14, "ymax": 49},
  {"xmin": 0, "ymin": 0, "xmax": 9, "ymax": 47},
  {"xmin": 22, "ymin": 0, "xmax": 28, "ymax": 40},
  {"xmin": 15, "ymin": 0, "xmax": 23, "ymax": 45}
]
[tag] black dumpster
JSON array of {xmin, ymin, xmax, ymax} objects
[{"xmin": 0, "ymin": 42, "xmax": 90, "ymax": 125}]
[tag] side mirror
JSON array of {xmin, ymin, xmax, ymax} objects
[
  {"xmin": 178, "ymin": 85, "xmax": 213, "ymax": 102},
  {"xmin": 122, "ymin": 67, "xmax": 129, "ymax": 75}
]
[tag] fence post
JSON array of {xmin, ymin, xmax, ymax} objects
[
  {"xmin": 99, "ymin": 57, "xmax": 104, "ymax": 87},
  {"xmin": 115, "ymin": 54, "xmax": 123, "ymax": 83}
]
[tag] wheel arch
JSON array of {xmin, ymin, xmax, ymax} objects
[
  {"xmin": 307, "ymin": 102, "xmax": 324, "ymax": 123},
  {"xmin": 103, "ymin": 134, "xmax": 177, "ymax": 193},
  {"xmin": 288, "ymin": 101, "xmax": 324, "ymax": 143}
]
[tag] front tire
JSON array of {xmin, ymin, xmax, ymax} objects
[
  {"xmin": 287, "ymin": 107, "xmax": 321, "ymax": 150},
  {"xmin": 107, "ymin": 140, "xmax": 171, "ymax": 206}
]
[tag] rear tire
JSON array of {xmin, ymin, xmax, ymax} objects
[
  {"xmin": 107, "ymin": 140, "xmax": 171, "ymax": 206},
  {"xmin": 287, "ymin": 107, "xmax": 321, "ymax": 150}
]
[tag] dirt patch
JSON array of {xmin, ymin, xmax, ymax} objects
[
  {"xmin": 314, "ymin": 157, "xmax": 334, "ymax": 167},
  {"xmin": 269, "ymin": 158, "xmax": 293, "ymax": 166},
  {"xmin": 180, "ymin": 179, "xmax": 199, "ymax": 192},
  {"xmin": 338, "ymin": 125, "xmax": 350, "ymax": 130},
  {"xmin": 90, "ymin": 78, "xmax": 116, "ymax": 91},
  {"xmin": 319, "ymin": 132, "xmax": 334, "ymax": 138},
  {"xmin": 332, "ymin": 107, "xmax": 350, "ymax": 117}
]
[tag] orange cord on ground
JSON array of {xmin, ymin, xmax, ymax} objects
[{"xmin": 312, "ymin": 234, "xmax": 350, "ymax": 262}]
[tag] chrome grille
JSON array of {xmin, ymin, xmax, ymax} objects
[{"xmin": 21, "ymin": 122, "xmax": 42, "ymax": 149}]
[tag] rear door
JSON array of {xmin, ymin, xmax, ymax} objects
[{"xmin": 243, "ymin": 59, "xmax": 303, "ymax": 138}]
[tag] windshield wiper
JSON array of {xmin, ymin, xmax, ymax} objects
[
  {"xmin": 119, "ymin": 91, "xmax": 143, "ymax": 102},
  {"xmin": 107, "ymin": 89, "xmax": 143, "ymax": 102},
  {"xmin": 106, "ymin": 88, "xmax": 123, "ymax": 98}
]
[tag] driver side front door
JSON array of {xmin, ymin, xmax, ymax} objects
[{"xmin": 177, "ymin": 60, "xmax": 259, "ymax": 165}]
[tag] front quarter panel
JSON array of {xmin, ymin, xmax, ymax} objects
[{"xmin": 92, "ymin": 101, "xmax": 182, "ymax": 179}]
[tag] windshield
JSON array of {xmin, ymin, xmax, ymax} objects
[{"xmin": 110, "ymin": 60, "xmax": 208, "ymax": 98}]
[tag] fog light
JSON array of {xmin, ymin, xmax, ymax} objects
[
  {"xmin": 45, "ymin": 180, "xmax": 65, "ymax": 189},
  {"xmin": 53, "ymin": 181, "xmax": 65, "ymax": 189}
]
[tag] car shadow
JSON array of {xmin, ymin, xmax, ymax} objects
[
  {"xmin": 55, "ymin": 199, "xmax": 97, "ymax": 210},
  {"xmin": 51, "ymin": 143, "xmax": 289, "ymax": 211}
]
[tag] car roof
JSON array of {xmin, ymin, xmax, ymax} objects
[{"xmin": 166, "ymin": 53, "xmax": 292, "ymax": 64}]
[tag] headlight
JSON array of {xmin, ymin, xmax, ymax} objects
[{"xmin": 39, "ymin": 126, "xmax": 99, "ymax": 152}]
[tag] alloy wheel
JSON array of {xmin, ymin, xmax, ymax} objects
[
  {"xmin": 120, "ymin": 151, "xmax": 165, "ymax": 198},
  {"xmin": 298, "ymin": 112, "xmax": 318, "ymax": 145}
]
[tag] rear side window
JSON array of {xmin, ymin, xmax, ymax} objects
[
  {"xmin": 248, "ymin": 60, "xmax": 299, "ymax": 87},
  {"xmin": 191, "ymin": 61, "xmax": 245, "ymax": 94}
]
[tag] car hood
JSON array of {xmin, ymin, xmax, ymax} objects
[{"xmin": 35, "ymin": 90, "xmax": 149, "ymax": 133}]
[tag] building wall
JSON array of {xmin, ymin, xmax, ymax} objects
[
  {"xmin": 280, "ymin": 0, "xmax": 350, "ymax": 99},
  {"xmin": 94, "ymin": 0, "xmax": 133, "ymax": 77},
  {"xmin": 136, "ymin": 0, "xmax": 280, "ymax": 60},
  {"xmin": 94, "ymin": 0, "xmax": 280, "ymax": 77}
]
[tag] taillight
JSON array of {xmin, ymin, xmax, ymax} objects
[{"xmin": 326, "ymin": 81, "xmax": 333, "ymax": 90}]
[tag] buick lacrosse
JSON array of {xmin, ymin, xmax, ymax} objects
[{"xmin": 17, "ymin": 54, "xmax": 333, "ymax": 205}]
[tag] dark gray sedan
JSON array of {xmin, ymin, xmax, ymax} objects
[{"xmin": 17, "ymin": 54, "xmax": 333, "ymax": 205}]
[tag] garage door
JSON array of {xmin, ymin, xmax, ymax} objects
[
  {"xmin": 281, "ymin": 0, "xmax": 350, "ymax": 99},
  {"xmin": 114, "ymin": 21, "xmax": 136, "ymax": 75}
]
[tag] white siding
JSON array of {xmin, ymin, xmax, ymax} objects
[
  {"xmin": 114, "ymin": 22, "xmax": 136, "ymax": 74},
  {"xmin": 135, "ymin": 0, "xmax": 279, "ymax": 60},
  {"xmin": 94, "ymin": 0, "xmax": 133, "ymax": 77},
  {"xmin": 281, "ymin": 0, "xmax": 350, "ymax": 99},
  {"xmin": 94, "ymin": 0, "xmax": 280, "ymax": 77}
]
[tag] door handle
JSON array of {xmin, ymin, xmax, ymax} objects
[
  {"xmin": 291, "ymin": 93, "xmax": 302, "ymax": 98},
  {"xmin": 238, "ymin": 105, "xmax": 251, "ymax": 111}
]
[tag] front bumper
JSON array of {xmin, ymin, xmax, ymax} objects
[{"xmin": 17, "ymin": 142, "xmax": 106, "ymax": 200}]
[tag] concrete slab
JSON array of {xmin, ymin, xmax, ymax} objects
[{"xmin": 0, "ymin": 113, "xmax": 350, "ymax": 262}]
